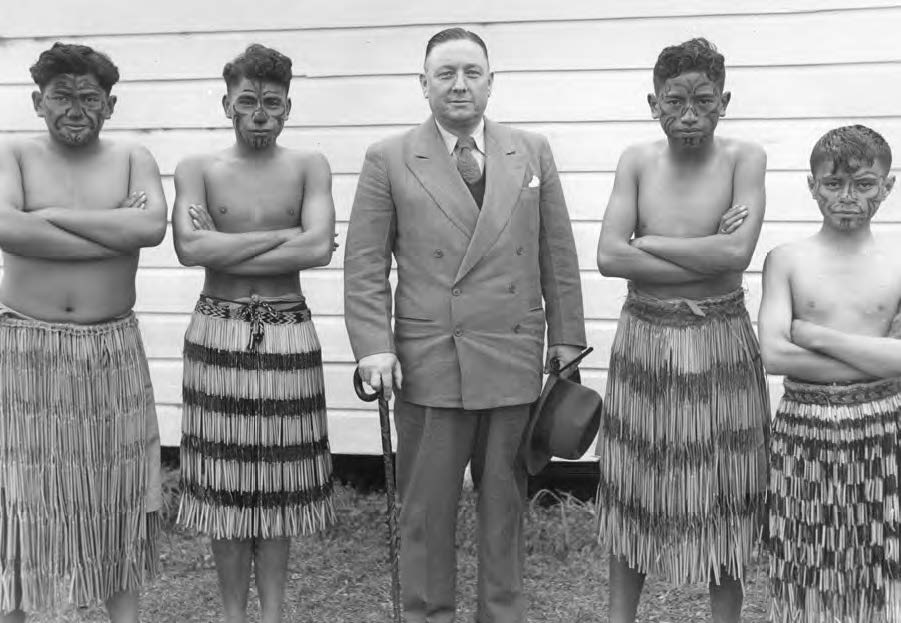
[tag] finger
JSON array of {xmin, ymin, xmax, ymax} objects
[
  {"xmin": 366, "ymin": 371, "xmax": 382, "ymax": 393},
  {"xmin": 191, "ymin": 218, "xmax": 202, "ymax": 230},
  {"xmin": 394, "ymin": 361, "xmax": 403, "ymax": 391}
]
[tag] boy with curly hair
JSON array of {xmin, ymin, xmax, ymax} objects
[
  {"xmin": 173, "ymin": 44, "xmax": 336, "ymax": 623},
  {"xmin": 759, "ymin": 125, "xmax": 900, "ymax": 622},
  {"xmin": 0, "ymin": 43, "xmax": 166, "ymax": 623},
  {"xmin": 596, "ymin": 38, "xmax": 770, "ymax": 623}
]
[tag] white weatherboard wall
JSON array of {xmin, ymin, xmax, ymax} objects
[{"xmin": 1, "ymin": 1, "xmax": 900, "ymax": 454}]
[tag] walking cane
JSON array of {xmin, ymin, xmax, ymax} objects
[{"xmin": 353, "ymin": 368, "xmax": 402, "ymax": 623}]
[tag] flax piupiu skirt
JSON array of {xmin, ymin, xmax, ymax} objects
[
  {"xmin": 595, "ymin": 285, "xmax": 770, "ymax": 583},
  {"xmin": 769, "ymin": 377, "xmax": 901, "ymax": 623},
  {"xmin": 0, "ymin": 311, "xmax": 161, "ymax": 612},
  {"xmin": 177, "ymin": 294, "xmax": 335, "ymax": 539}
]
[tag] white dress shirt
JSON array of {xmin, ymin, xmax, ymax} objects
[{"xmin": 435, "ymin": 118, "xmax": 485, "ymax": 174}]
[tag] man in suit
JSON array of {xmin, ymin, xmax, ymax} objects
[{"xmin": 344, "ymin": 28, "xmax": 586, "ymax": 622}]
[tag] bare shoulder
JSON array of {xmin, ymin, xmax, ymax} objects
[
  {"xmin": 619, "ymin": 140, "xmax": 664, "ymax": 172},
  {"xmin": 765, "ymin": 238, "xmax": 812, "ymax": 274},
  {"xmin": 875, "ymin": 235, "xmax": 901, "ymax": 270},
  {"xmin": 281, "ymin": 147, "xmax": 331, "ymax": 173},
  {"xmin": 175, "ymin": 151, "xmax": 219, "ymax": 177},
  {"xmin": 718, "ymin": 136, "xmax": 766, "ymax": 165}
]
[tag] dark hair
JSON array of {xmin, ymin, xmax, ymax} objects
[
  {"xmin": 424, "ymin": 28, "xmax": 489, "ymax": 67},
  {"xmin": 653, "ymin": 38, "xmax": 725, "ymax": 92},
  {"xmin": 810, "ymin": 125, "xmax": 893, "ymax": 173},
  {"xmin": 222, "ymin": 44, "xmax": 293, "ymax": 89},
  {"xmin": 30, "ymin": 43, "xmax": 119, "ymax": 93}
]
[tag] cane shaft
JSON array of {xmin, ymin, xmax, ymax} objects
[{"xmin": 379, "ymin": 397, "xmax": 402, "ymax": 623}]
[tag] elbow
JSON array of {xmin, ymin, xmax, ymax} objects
[
  {"xmin": 311, "ymin": 238, "xmax": 335, "ymax": 268},
  {"xmin": 722, "ymin": 246, "xmax": 753, "ymax": 273},
  {"xmin": 145, "ymin": 224, "xmax": 167, "ymax": 248},
  {"xmin": 596, "ymin": 249, "xmax": 619, "ymax": 277},
  {"xmin": 759, "ymin": 341, "xmax": 789, "ymax": 376},
  {"xmin": 174, "ymin": 241, "xmax": 200, "ymax": 267}
]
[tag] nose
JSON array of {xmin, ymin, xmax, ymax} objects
[
  {"xmin": 681, "ymin": 105, "xmax": 698, "ymax": 123},
  {"xmin": 65, "ymin": 100, "xmax": 85, "ymax": 118},
  {"xmin": 840, "ymin": 183, "xmax": 856, "ymax": 199},
  {"xmin": 451, "ymin": 70, "xmax": 467, "ymax": 92},
  {"xmin": 252, "ymin": 107, "xmax": 269, "ymax": 123}
]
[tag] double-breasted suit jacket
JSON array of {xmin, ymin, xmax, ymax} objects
[{"xmin": 344, "ymin": 117, "xmax": 586, "ymax": 410}]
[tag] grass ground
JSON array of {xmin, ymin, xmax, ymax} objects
[{"xmin": 33, "ymin": 473, "xmax": 770, "ymax": 623}]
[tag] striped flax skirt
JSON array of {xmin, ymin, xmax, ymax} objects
[
  {"xmin": 177, "ymin": 294, "xmax": 335, "ymax": 540},
  {"xmin": 595, "ymin": 285, "xmax": 770, "ymax": 583},
  {"xmin": 0, "ymin": 311, "xmax": 161, "ymax": 612},
  {"xmin": 769, "ymin": 377, "xmax": 901, "ymax": 623}
]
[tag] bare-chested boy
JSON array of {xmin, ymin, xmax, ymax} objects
[
  {"xmin": 0, "ymin": 44, "xmax": 166, "ymax": 623},
  {"xmin": 758, "ymin": 125, "xmax": 901, "ymax": 622},
  {"xmin": 595, "ymin": 38, "xmax": 770, "ymax": 623},
  {"xmin": 172, "ymin": 44, "xmax": 336, "ymax": 623}
]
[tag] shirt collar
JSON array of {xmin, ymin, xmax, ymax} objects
[{"xmin": 435, "ymin": 118, "xmax": 485, "ymax": 155}]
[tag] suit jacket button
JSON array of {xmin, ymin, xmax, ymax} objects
[
  {"xmin": 516, "ymin": 247, "xmax": 524, "ymax": 255},
  {"xmin": 452, "ymin": 288, "xmax": 462, "ymax": 296},
  {"xmin": 512, "ymin": 324, "xmax": 521, "ymax": 334},
  {"xmin": 454, "ymin": 328, "xmax": 463, "ymax": 337},
  {"xmin": 434, "ymin": 249, "xmax": 444, "ymax": 258}
]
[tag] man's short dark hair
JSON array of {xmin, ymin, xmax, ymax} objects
[
  {"xmin": 223, "ymin": 44, "xmax": 293, "ymax": 89},
  {"xmin": 424, "ymin": 28, "xmax": 489, "ymax": 67},
  {"xmin": 810, "ymin": 125, "xmax": 893, "ymax": 174},
  {"xmin": 30, "ymin": 43, "xmax": 120, "ymax": 93},
  {"xmin": 653, "ymin": 38, "xmax": 725, "ymax": 92}
]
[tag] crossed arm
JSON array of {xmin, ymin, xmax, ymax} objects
[
  {"xmin": 0, "ymin": 142, "xmax": 156, "ymax": 260},
  {"xmin": 598, "ymin": 143, "xmax": 767, "ymax": 281},
  {"xmin": 172, "ymin": 153, "xmax": 336, "ymax": 273},
  {"xmin": 757, "ymin": 248, "xmax": 893, "ymax": 382}
]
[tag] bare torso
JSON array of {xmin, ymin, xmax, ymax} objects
[
  {"xmin": 634, "ymin": 138, "xmax": 743, "ymax": 299},
  {"xmin": 786, "ymin": 236, "xmax": 901, "ymax": 341},
  {"xmin": 0, "ymin": 137, "xmax": 138, "ymax": 323},
  {"xmin": 200, "ymin": 147, "xmax": 308, "ymax": 300}
]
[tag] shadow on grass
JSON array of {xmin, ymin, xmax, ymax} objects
[{"xmin": 30, "ymin": 470, "xmax": 770, "ymax": 623}]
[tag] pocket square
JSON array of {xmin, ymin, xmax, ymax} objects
[{"xmin": 527, "ymin": 175, "xmax": 540, "ymax": 188}]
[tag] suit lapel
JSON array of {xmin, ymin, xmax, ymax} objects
[
  {"xmin": 455, "ymin": 120, "xmax": 526, "ymax": 283},
  {"xmin": 405, "ymin": 118, "xmax": 479, "ymax": 237}
]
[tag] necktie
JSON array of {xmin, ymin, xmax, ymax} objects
[{"xmin": 455, "ymin": 136, "xmax": 482, "ymax": 185}]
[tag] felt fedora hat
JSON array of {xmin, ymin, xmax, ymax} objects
[{"xmin": 520, "ymin": 371, "xmax": 603, "ymax": 476}]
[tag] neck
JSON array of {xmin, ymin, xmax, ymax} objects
[
  {"xmin": 818, "ymin": 221, "xmax": 874, "ymax": 250},
  {"xmin": 666, "ymin": 135, "xmax": 715, "ymax": 161},
  {"xmin": 234, "ymin": 137, "xmax": 279, "ymax": 158},
  {"xmin": 47, "ymin": 134, "xmax": 101, "ymax": 154},
  {"xmin": 438, "ymin": 116, "xmax": 482, "ymax": 138}
]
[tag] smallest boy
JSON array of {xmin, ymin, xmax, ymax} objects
[{"xmin": 759, "ymin": 125, "xmax": 901, "ymax": 622}]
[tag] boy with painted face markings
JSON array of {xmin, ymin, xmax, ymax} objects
[
  {"xmin": 172, "ymin": 44, "xmax": 336, "ymax": 623},
  {"xmin": 595, "ymin": 38, "xmax": 770, "ymax": 623},
  {"xmin": 758, "ymin": 126, "xmax": 901, "ymax": 622},
  {"xmin": 0, "ymin": 43, "xmax": 166, "ymax": 622}
]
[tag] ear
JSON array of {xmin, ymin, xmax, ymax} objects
[
  {"xmin": 105, "ymin": 94, "xmax": 117, "ymax": 119},
  {"xmin": 283, "ymin": 97, "xmax": 292, "ymax": 121},
  {"xmin": 883, "ymin": 174, "xmax": 896, "ymax": 199},
  {"xmin": 807, "ymin": 174, "xmax": 817, "ymax": 199},
  {"xmin": 647, "ymin": 93, "xmax": 660, "ymax": 120},
  {"xmin": 419, "ymin": 73, "xmax": 428, "ymax": 99},
  {"xmin": 718, "ymin": 91, "xmax": 731, "ymax": 117},
  {"xmin": 487, "ymin": 71, "xmax": 494, "ymax": 97},
  {"xmin": 222, "ymin": 94, "xmax": 233, "ymax": 119},
  {"xmin": 32, "ymin": 90, "xmax": 44, "ymax": 118}
]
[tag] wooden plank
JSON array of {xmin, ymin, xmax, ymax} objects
[
  {"xmin": 3, "ymin": 8, "xmax": 898, "ymax": 83},
  {"xmin": 17, "ymin": 117, "xmax": 896, "ymax": 177},
  {"xmin": 3, "ymin": 63, "xmax": 899, "ymax": 131},
  {"xmin": 10, "ymin": 1, "xmax": 898, "ymax": 38}
]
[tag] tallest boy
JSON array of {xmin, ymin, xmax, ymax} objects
[{"xmin": 344, "ymin": 28, "xmax": 586, "ymax": 623}]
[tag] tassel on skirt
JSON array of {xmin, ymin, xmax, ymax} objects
[
  {"xmin": 0, "ymin": 312, "xmax": 161, "ymax": 612},
  {"xmin": 177, "ymin": 295, "xmax": 335, "ymax": 540},
  {"xmin": 595, "ymin": 285, "xmax": 770, "ymax": 583},
  {"xmin": 769, "ymin": 377, "xmax": 901, "ymax": 623}
]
